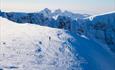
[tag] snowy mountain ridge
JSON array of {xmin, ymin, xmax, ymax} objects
[
  {"xmin": 87, "ymin": 11, "xmax": 115, "ymax": 21},
  {"xmin": 0, "ymin": 17, "xmax": 84, "ymax": 70},
  {"xmin": 0, "ymin": 8, "xmax": 89, "ymax": 20},
  {"xmin": 0, "ymin": 17, "xmax": 115, "ymax": 70},
  {"xmin": 80, "ymin": 12, "xmax": 115, "ymax": 53},
  {"xmin": 0, "ymin": 10, "xmax": 115, "ymax": 53}
]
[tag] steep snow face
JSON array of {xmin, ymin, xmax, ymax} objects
[
  {"xmin": 0, "ymin": 17, "xmax": 115, "ymax": 70},
  {"xmin": 79, "ymin": 12, "xmax": 115, "ymax": 53}
]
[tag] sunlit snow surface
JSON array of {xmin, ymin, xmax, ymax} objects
[
  {"xmin": 0, "ymin": 17, "xmax": 85, "ymax": 70},
  {"xmin": 0, "ymin": 17, "xmax": 115, "ymax": 70}
]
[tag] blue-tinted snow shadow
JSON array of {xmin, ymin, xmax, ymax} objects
[{"xmin": 65, "ymin": 31, "xmax": 115, "ymax": 70}]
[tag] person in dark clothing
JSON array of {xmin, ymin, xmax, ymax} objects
[{"xmin": 49, "ymin": 36, "xmax": 51, "ymax": 40}]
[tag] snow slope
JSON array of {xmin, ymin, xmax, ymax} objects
[
  {"xmin": 0, "ymin": 17, "xmax": 115, "ymax": 70},
  {"xmin": 0, "ymin": 17, "xmax": 84, "ymax": 70},
  {"xmin": 77, "ymin": 12, "xmax": 115, "ymax": 53}
]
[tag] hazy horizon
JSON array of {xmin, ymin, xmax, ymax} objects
[{"xmin": 0, "ymin": 0, "xmax": 115, "ymax": 15}]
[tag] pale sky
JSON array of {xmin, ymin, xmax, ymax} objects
[{"xmin": 0, "ymin": 0, "xmax": 115, "ymax": 14}]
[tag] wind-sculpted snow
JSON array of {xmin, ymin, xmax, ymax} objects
[{"xmin": 0, "ymin": 17, "xmax": 115, "ymax": 70}]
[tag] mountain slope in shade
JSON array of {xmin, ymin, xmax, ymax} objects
[
  {"xmin": 76, "ymin": 12, "xmax": 115, "ymax": 53},
  {"xmin": 0, "ymin": 17, "xmax": 115, "ymax": 70}
]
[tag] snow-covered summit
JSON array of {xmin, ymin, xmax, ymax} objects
[
  {"xmin": 53, "ymin": 9, "xmax": 62, "ymax": 15},
  {"xmin": 39, "ymin": 8, "xmax": 52, "ymax": 18}
]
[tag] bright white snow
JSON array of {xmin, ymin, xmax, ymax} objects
[
  {"xmin": 0, "ymin": 17, "xmax": 85, "ymax": 70},
  {"xmin": 0, "ymin": 17, "xmax": 115, "ymax": 70}
]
